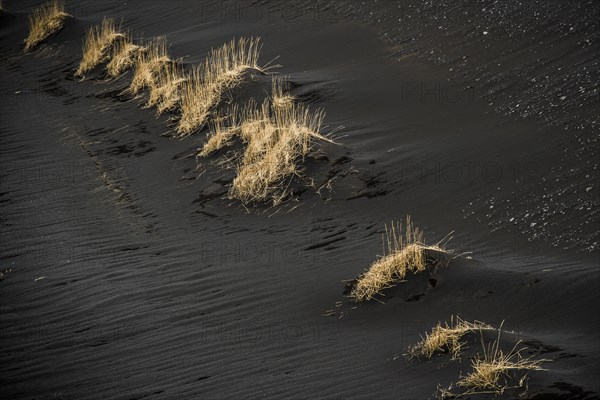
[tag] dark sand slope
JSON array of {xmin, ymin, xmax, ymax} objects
[{"xmin": 1, "ymin": 1, "xmax": 598, "ymax": 399}]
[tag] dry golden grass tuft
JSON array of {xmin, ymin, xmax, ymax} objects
[
  {"xmin": 145, "ymin": 61, "xmax": 187, "ymax": 114},
  {"xmin": 24, "ymin": 0, "xmax": 69, "ymax": 51},
  {"xmin": 440, "ymin": 330, "xmax": 548, "ymax": 398},
  {"xmin": 199, "ymin": 75, "xmax": 296, "ymax": 157},
  {"xmin": 197, "ymin": 84, "xmax": 331, "ymax": 204},
  {"xmin": 271, "ymin": 75, "xmax": 295, "ymax": 110},
  {"xmin": 199, "ymin": 103, "xmax": 246, "ymax": 158},
  {"xmin": 177, "ymin": 37, "xmax": 269, "ymax": 137},
  {"xmin": 350, "ymin": 217, "xmax": 451, "ymax": 302},
  {"xmin": 126, "ymin": 37, "xmax": 170, "ymax": 95},
  {"xmin": 106, "ymin": 35, "xmax": 143, "ymax": 77},
  {"xmin": 177, "ymin": 65, "xmax": 216, "ymax": 135},
  {"xmin": 75, "ymin": 17, "xmax": 124, "ymax": 77},
  {"xmin": 407, "ymin": 316, "xmax": 493, "ymax": 360},
  {"xmin": 236, "ymin": 100, "xmax": 280, "ymax": 164},
  {"xmin": 230, "ymin": 102, "xmax": 328, "ymax": 204}
]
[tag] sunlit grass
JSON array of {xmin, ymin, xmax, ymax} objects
[
  {"xmin": 75, "ymin": 17, "xmax": 124, "ymax": 77},
  {"xmin": 439, "ymin": 329, "xmax": 548, "ymax": 398},
  {"xmin": 350, "ymin": 217, "xmax": 451, "ymax": 302},
  {"xmin": 126, "ymin": 37, "xmax": 170, "ymax": 95},
  {"xmin": 106, "ymin": 35, "xmax": 143, "ymax": 77},
  {"xmin": 407, "ymin": 316, "xmax": 493, "ymax": 360},
  {"xmin": 24, "ymin": 0, "xmax": 69, "ymax": 51},
  {"xmin": 177, "ymin": 37, "xmax": 272, "ymax": 137},
  {"xmin": 146, "ymin": 60, "xmax": 187, "ymax": 114}
]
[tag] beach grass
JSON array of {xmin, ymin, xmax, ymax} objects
[
  {"xmin": 145, "ymin": 60, "xmax": 187, "ymax": 114},
  {"xmin": 271, "ymin": 75, "xmax": 295, "ymax": 110},
  {"xmin": 126, "ymin": 37, "xmax": 171, "ymax": 95},
  {"xmin": 106, "ymin": 35, "xmax": 143, "ymax": 77},
  {"xmin": 197, "ymin": 86, "xmax": 330, "ymax": 204},
  {"xmin": 199, "ymin": 75, "xmax": 299, "ymax": 157},
  {"xmin": 350, "ymin": 217, "xmax": 451, "ymax": 302},
  {"xmin": 177, "ymin": 37, "xmax": 269, "ymax": 137},
  {"xmin": 408, "ymin": 316, "xmax": 493, "ymax": 360},
  {"xmin": 440, "ymin": 329, "xmax": 548, "ymax": 398},
  {"xmin": 24, "ymin": 0, "xmax": 69, "ymax": 51},
  {"xmin": 75, "ymin": 17, "xmax": 124, "ymax": 77},
  {"xmin": 230, "ymin": 101, "xmax": 328, "ymax": 204}
]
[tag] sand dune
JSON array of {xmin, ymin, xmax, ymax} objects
[{"xmin": 1, "ymin": 1, "xmax": 598, "ymax": 399}]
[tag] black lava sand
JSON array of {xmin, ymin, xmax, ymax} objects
[{"xmin": 1, "ymin": 1, "xmax": 598, "ymax": 399}]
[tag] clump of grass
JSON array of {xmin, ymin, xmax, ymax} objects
[
  {"xmin": 197, "ymin": 92, "xmax": 331, "ymax": 204},
  {"xmin": 350, "ymin": 217, "xmax": 451, "ymax": 302},
  {"xmin": 407, "ymin": 316, "xmax": 493, "ymax": 360},
  {"xmin": 106, "ymin": 35, "xmax": 143, "ymax": 77},
  {"xmin": 126, "ymin": 37, "xmax": 170, "ymax": 95},
  {"xmin": 198, "ymin": 103, "xmax": 245, "ymax": 157},
  {"xmin": 230, "ymin": 102, "xmax": 328, "ymax": 204},
  {"xmin": 440, "ymin": 330, "xmax": 548, "ymax": 398},
  {"xmin": 24, "ymin": 0, "xmax": 69, "ymax": 51},
  {"xmin": 76, "ymin": 17, "xmax": 124, "ymax": 77},
  {"xmin": 177, "ymin": 37, "xmax": 269, "ymax": 137},
  {"xmin": 236, "ymin": 100, "xmax": 280, "ymax": 164},
  {"xmin": 145, "ymin": 60, "xmax": 187, "ymax": 114},
  {"xmin": 271, "ymin": 75, "xmax": 295, "ymax": 110},
  {"xmin": 177, "ymin": 65, "xmax": 216, "ymax": 135},
  {"xmin": 198, "ymin": 75, "xmax": 296, "ymax": 157}
]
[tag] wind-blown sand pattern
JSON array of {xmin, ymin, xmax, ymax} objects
[{"xmin": 1, "ymin": 1, "xmax": 598, "ymax": 399}]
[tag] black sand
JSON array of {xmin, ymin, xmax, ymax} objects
[{"xmin": 1, "ymin": 1, "xmax": 599, "ymax": 399}]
